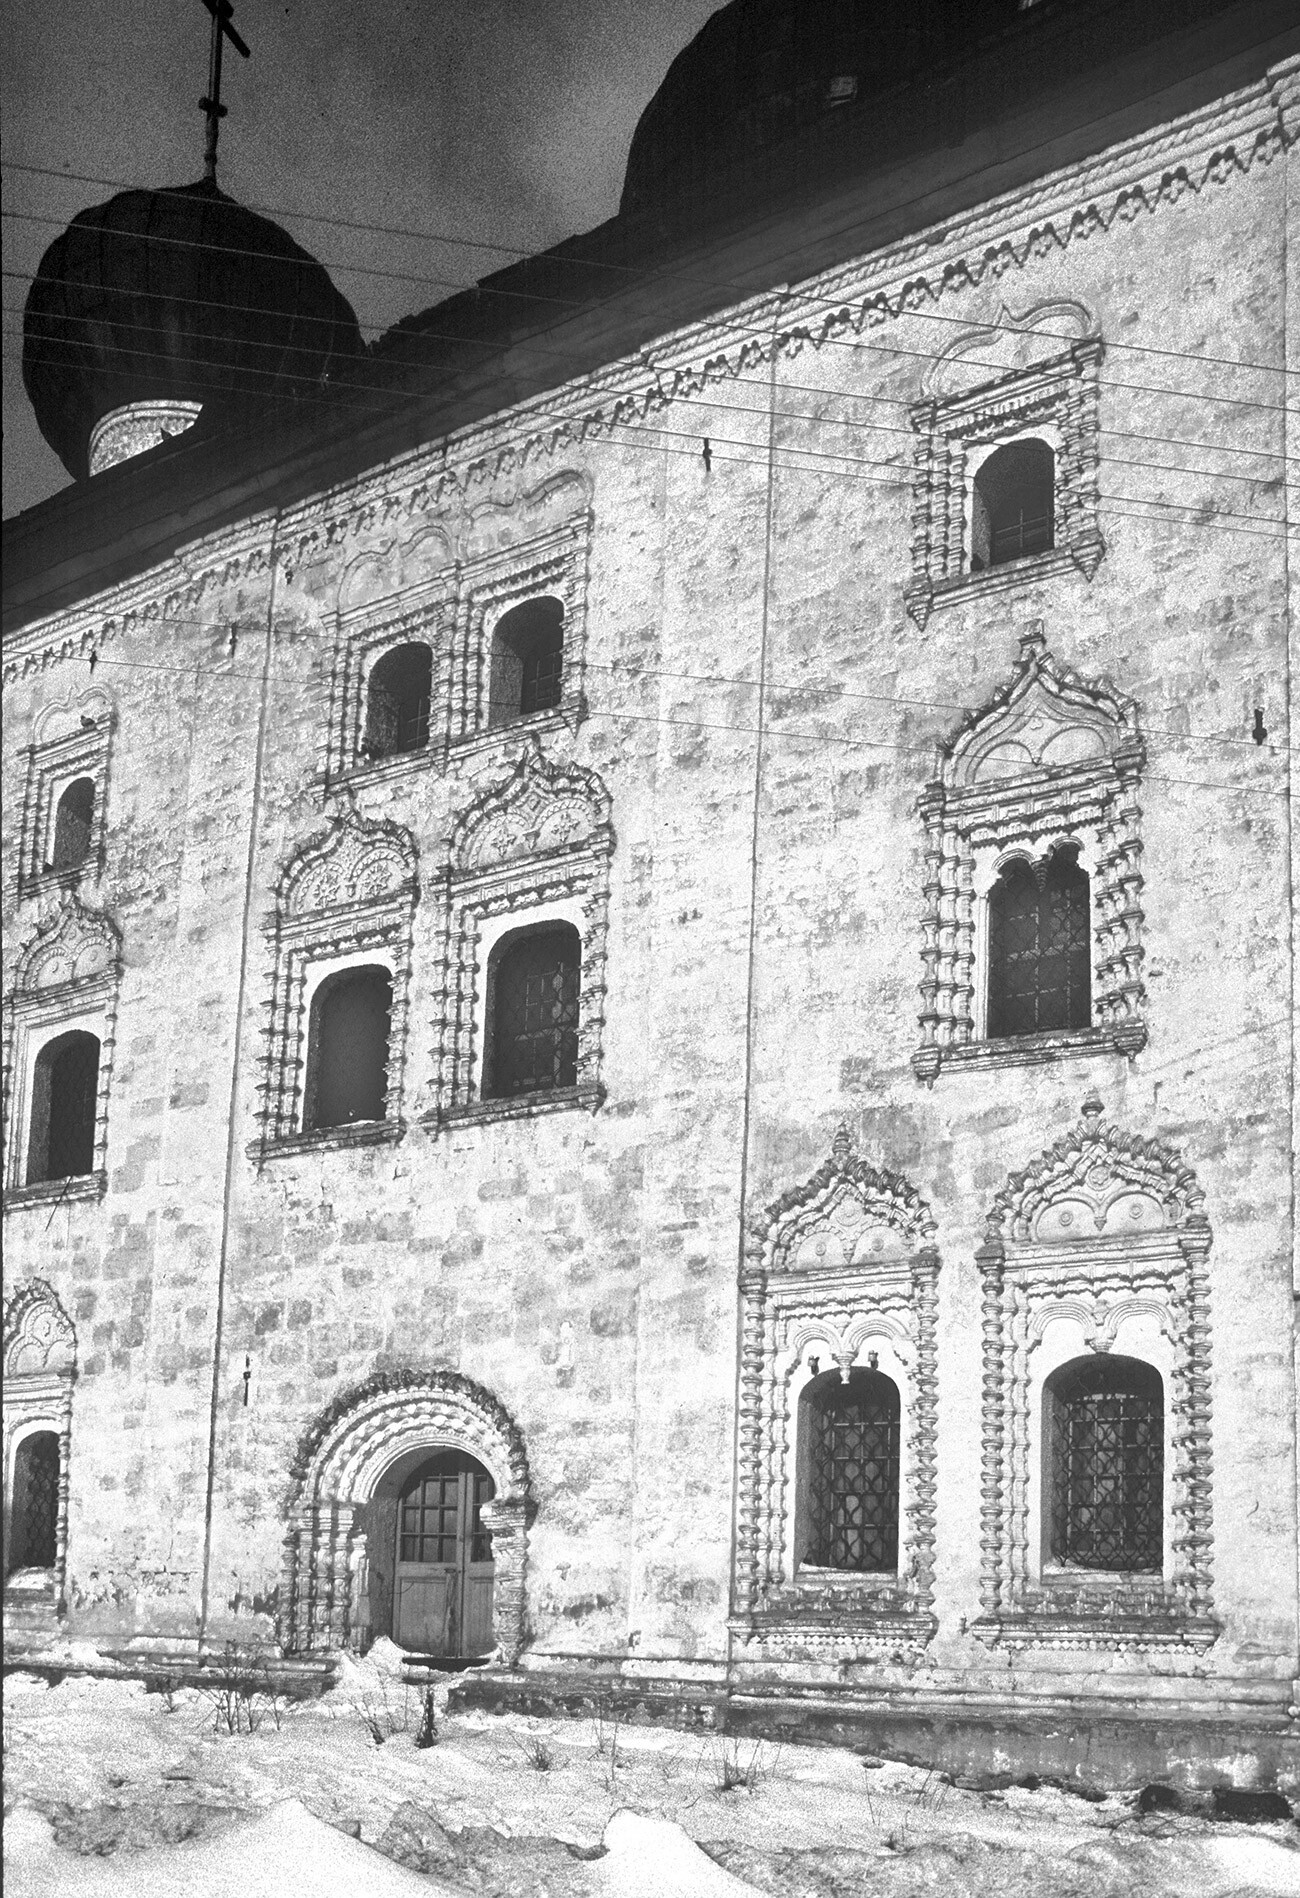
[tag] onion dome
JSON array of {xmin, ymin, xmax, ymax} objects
[
  {"xmin": 621, "ymin": 0, "xmax": 1026, "ymax": 217},
  {"xmin": 22, "ymin": 178, "xmax": 364, "ymax": 481}
]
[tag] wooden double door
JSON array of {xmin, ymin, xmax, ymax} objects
[{"xmin": 393, "ymin": 1449, "xmax": 495, "ymax": 1658}]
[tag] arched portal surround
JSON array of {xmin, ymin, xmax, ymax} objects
[
  {"xmin": 3, "ymin": 1279, "xmax": 76, "ymax": 1622},
  {"xmin": 280, "ymin": 1370, "xmax": 534, "ymax": 1660}
]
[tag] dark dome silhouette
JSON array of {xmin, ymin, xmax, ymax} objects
[
  {"xmin": 23, "ymin": 178, "xmax": 364, "ymax": 481},
  {"xmin": 621, "ymin": 0, "xmax": 1029, "ymax": 217}
]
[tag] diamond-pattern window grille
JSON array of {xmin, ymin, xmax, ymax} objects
[
  {"xmin": 1049, "ymin": 1356, "xmax": 1163, "ymax": 1572},
  {"xmin": 487, "ymin": 925, "xmax": 580, "ymax": 1097},
  {"xmin": 9, "ymin": 1431, "xmax": 60, "ymax": 1572},
  {"xmin": 987, "ymin": 845, "xmax": 1090, "ymax": 1038},
  {"xmin": 803, "ymin": 1370, "xmax": 900, "ymax": 1573}
]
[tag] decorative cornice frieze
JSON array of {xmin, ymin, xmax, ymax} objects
[{"xmin": 5, "ymin": 67, "xmax": 1291, "ymax": 681}]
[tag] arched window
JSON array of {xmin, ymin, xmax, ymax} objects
[
  {"xmin": 26, "ymin": 1030, "xmax": 100, "ymax": 1185},
  {"xmin": 484, "ymin": 923, "xmax": 580, "ymax": 1099},
  {"xmin": 7, "ymin": 1431, "xmax": 61, "ymax": 1574},
  {"xmin": 987, "ymin": 845, "xmax": 1090, "ymax": 1039},
  {"xmin": 304, "ymin": 965, "xmax": 393, "ymax": 1131},
  {"xmin": 49, "ymin": 777, "xmax": 95, "ymax": 871},
  {"xmin": 1046, "ymin": 1355, "xmax": 1163, "ymax": 1572},
  {"xmin": 971, "ymin": 439, "xmax": 1054, "ymax": 571},
  {"xmin": 488, "ymin": 598, "xmax": 565, "ymax": 727},
  {"xmin": 798, "ymin": 1367, "xmax": 900, "ymax": 1573},
  {"xmin": 364, "ymin": 643, "xmax": 432, "ymax": 758}
]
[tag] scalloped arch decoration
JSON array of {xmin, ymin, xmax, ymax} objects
[
  {"xmin": 987, "ymin": 1092, "xmax": 1205, "ymax": 1247},
  {"xmin": 13, "ymin": 896, "xmax": 121, "ymax": 995},
  {"xmin": 451, "ymin": 744, "xmax": 612, "ymax": 877},
  {"xmin": 279, "ymin": 810, "xmax": 417, "ymax": 919},
  {"xmin": 3, "ymin": 1278, "xmax": 76, "ymax": 1378}
]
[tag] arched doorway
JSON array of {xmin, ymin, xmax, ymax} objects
[{"xmin": 282, "ymin": 1369, "xmax": 532, "ymax": 1661}]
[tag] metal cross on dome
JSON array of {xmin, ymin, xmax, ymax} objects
[{"xmin": 197, "ymin": 0, "xmax": 251, "ymax": 183}]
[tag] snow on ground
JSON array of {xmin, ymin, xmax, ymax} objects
[{"xmin": 4, "ymin": 1647, "xmax": 1298, "ymax": 1897}]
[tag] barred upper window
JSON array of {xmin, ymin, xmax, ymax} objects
[
  {"xmin": 488, "ymin": 597, "xmax": 565, "ymax": 727},
  {"xmin": 1047, "ymin": 1355, "xmax": 1163, "ymax": 1573},
  {"xmin": 7, "ymin": 1431, "xmax": 60, "ymax": 1573},
  {"xmin": 49, "ymin": 777, "xmax": 96, "ymax": 872},
  {"xmin": 304, "ymin": 966, "xmax": 393, "ymax": 1131},
  {"xmin": 799, "ymin": 1368, "xmax": 900, "ymax": 1574},
  {"xmin": 26, "ymin": 1029, "xmax": 100, "ymax": 1185},
  {"xmin": 971, "ymin": 439, "xmax": 1055, "ymax": 571},
  {"xmin": 364, "ymin": 643, "xmax": 432, "ymax": 759},
  {"xmin": 987, "ymin": 845, "xmax": 1090, "ymax": 1039},
  {"xmin": 484, "ymin": 923, "xmax": 580, "ymax": 1100}
]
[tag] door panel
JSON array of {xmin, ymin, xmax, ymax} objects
[{"xmin": 393, "ymin": 1451, "xmax": 495, "ymax": 1658}]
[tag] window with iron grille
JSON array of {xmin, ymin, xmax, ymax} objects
[
  {"xmin": 484, "ymin": 924, "xmax": 580, "ymax": 1099},
  {"xmin": 7, "ymin": 1431, "xmax": 60, "ymax": 1572},
  {"xmin": 971, "ymin": 439, "xmax": 1055, "ymax": 571},
  {"xmin": 304, "ymin": 966, "xmax": 393, "ymax": 1130},
  {"xmin": 364, "ymin": 643, "xmax": 432, "ymax": 758},
  {"xmin": 49, "ymin": 777, "xmax": 96, "ymax": 871},
  {"xmin": 1047, "ymin": 1355, "xmax": 1163, "ymax": 1572},
  {"xmin": 488, "ymin": 597, "xmax": 565, "ymax": 726},
  {"xmin": 987, "ymin": 845, "xmax": 1090, "ymax": 1039},
  {"xmin": 801, "ymin": 1369, "xmax": 900, "ymax": 1573},
  {"xmin": 25, "ymin": 1030, "xmax": 99, "ymax": 1185},
  {"xmin": 399, "ymin": 1452, "xmax": 495, "ymax": 1564}
]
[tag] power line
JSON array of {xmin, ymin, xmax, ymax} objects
[
  {"xmin": 5, "ymin": 156, "xmax": 1297, "ymax": 385},
  {"xmin": 7, "ymin": 309, "xmax": 1292, "ymax": 496},
  {"xmin": 8, "ymin": 272, "xmax": 1296, "ymax": 471},
  {"xmin": 5, "ymin": 208, "xmax": 1299, "ymax": 419},
  {"xmin": 40, "ymin": 647, "xmax": 1294, "ymax": 771}
]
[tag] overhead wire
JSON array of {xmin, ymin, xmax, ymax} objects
[{"xmin": 5, "ymin": 156, "xmax": 1298, "ymax": 383}]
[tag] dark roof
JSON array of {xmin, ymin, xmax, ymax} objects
[{"xmin": 4, "ymin": 0, "xmax": 1294, "ymax": 637}]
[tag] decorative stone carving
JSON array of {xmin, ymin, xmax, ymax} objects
[
  {"xmin": 254, "ymin": 811, "xmax": 418, "ymax": 1157},
  {"xmin": 973, "ymin": 1094, "xmax": 1217, "ymax": 1652},
  {"xmin": 913, "ymin": 625, "xmax": 1147, "ymax": 1082},
  {"xmin": 731, "ymin": 1127, "xmax": 941, "ymax": 1662},
  {"xmin": 281, "ymin": 1368, "xmax": 534, "ymax": 1662},
  {"xmin": 3, "ymin": 898, "xmax": 122, "ymax": 1197},
  {"xmin": 905, "ymin": 337, "xmax": 1105, "ymax": 629},
  {"xmin": 429, "ymin": 743, "xmax": 613, "ymax": 1127},
  {"xmin": 14, "ymin": 687, "xmax": 114, "ymax": 902},
  {"xmin": 2, "ymin": 1280, "xmax": 77, "ymax": 1622}
]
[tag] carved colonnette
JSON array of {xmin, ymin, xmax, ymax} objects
[
  {"xmin": 321, "ymin": 566, "xmax": 455, "ymax": 787},
  {"xmin": 913, "ymin": 624, "xmax": 1147, "ymax": 1084},
  {"xmin": 731, "ymin": 1128, "xmax": 940, "ymax": 1664},
  {"xmin": 280, "ymin": 1368, "xmax": 534, "ymax": 1661},
  {"xmin": 2, "ymin": 1279, "xmax": 77, "ymax": 1624},
  {"xmin": 2, "ymin": 896, "xmax": 122, "ymax": 1203},
  {"xmin": 12, "ymin": 685, "xmax": 115, "ymax": 903},
  {"xmin": 252, "ymin": 810, "xmax": 418, "ymax": 1159},
  {"xmin": 973, "ymin": 1093, "xmax": 1217, "ymax": 1653},
  {"xmin": 905, "ymin": 339, "xmax": 1105, "ymax": 630},
  {"xmin": 427, "ymin": 742, "xmax": 613, "ymax": 1128}
]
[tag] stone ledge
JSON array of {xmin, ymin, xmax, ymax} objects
[
  {"xmin": 431, "ymin": 1084, "xmax": 604, "ymax": 1132},
  {"xmin": 912, "ymin": 1020, "xmax": 1146, "ymax": 1083},
  {"xmin": 3, "ymin": 1170, "xmax": 107, "ymax": 1213},
  {"xmin": 251, "ymin": 1119, "xmax": 406, "ymax": 1164}
]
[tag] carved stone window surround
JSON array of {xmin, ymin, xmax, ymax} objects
[
  {"xmin": 973, "ymin": 1094, "xmax": 1217, "ymax": 1654},
  {"xmin": 427, "ymin": 745, "xmax": 613, "ymax": 1130},
  {"xmin": 449, "ymin": 518, "xmax": 591, "ymax": 747},
  {"xmin": 253, "ymin": 813, "xmax": 418, "ymax": 1163},
  {"xmin": 905, "ymin": 341, "xmax": 1105, "ymax": 630},
  {"xmin": 732, "ymin": 1130, "xmax": 940, "ymax": 1662},
  {"xmin": 322, "ymin": 575, "xmax": 453, "ymax": 787},
  {"xmin": 14, "ymin": 688, "xmax": 114, "ymax": 902},
  {"xmin": 3, "ymin": 1280, "xmax": 77, "ymax": 1626},
  {"xmin": 913, "ymin": 626, "xmax": 1147, "ymax": 1085},
  {"xmin": 3, "ymin": 898, "xmax": 122, "ymax": 1197}
]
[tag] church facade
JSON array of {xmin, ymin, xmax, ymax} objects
[{"xmin": 4, "ymin": 0, "xmax": 1299, "ymax": 1786}]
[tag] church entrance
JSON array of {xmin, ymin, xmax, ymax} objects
[{"xmin": 393, "ymin": 1449, "xmax": 495, "ymax": 1658}]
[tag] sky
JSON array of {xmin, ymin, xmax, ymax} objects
[{"xmin": 1, "ymin": 0, "xmax": 719, "ymax": 519}]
